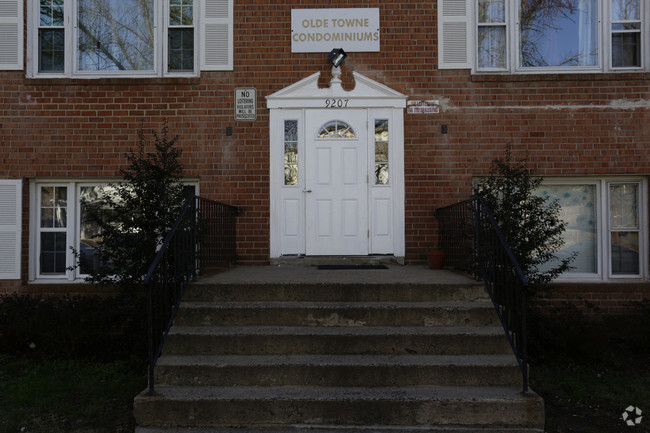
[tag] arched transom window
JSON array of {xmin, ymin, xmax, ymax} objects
[{"xmin": 317, "ymin": 121, "xmax": 356, "ymax": 139}]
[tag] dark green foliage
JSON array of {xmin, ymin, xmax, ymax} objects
[
  {"xmin": 78, "ymin": 122, "xmax": 186, "ymax": 289},
  {"xmin": 0, "ymin": 292, "xmax": 147, "ymax": 361},
  {"xmin": 474, "ymin": 145, "xmax": 574, "ymax": 289}
]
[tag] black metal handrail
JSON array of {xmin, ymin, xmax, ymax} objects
[
  {"xmin": 143, "ymin": 196, "xmax": 238, "ymax": 395},
  {"xmin": 436, "ymin": 197, "xmax": 529, "ymax": 393}
]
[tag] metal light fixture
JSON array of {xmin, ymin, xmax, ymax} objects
[{"xmin": 328, "ymin": 48, "xmax": 347, "ymax": 68}]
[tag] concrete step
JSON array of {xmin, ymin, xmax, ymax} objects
[
  {"xmin": 154, "ymin": 354, "xmax": 522, "ymax": 387},
  {"xmin": 183, "ymin": 283, "xmax": 489, "ymax": 303},
  {"xmin": 163, "ymin": 326, "xmax": 513, "ymax": 356},
  {"xmin": 174, "ymin": 301, "xmax": 499, "ymax": 327},
  {"xmin": 137, "ymin": 428, "xmax": 545, "ymax": 433},
  {"xmin": 133, "ymin": 385, "xmax": 545, "ymax": 429}
]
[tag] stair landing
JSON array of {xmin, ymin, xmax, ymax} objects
[{"xmin": 196, "ymin": 264, "xmax": 475, "ymax": 286}]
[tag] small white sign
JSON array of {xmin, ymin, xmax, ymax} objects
[
  {"xmin": 235, "ymin": 88, "xmax": 257, "ymax": 121},
  {"xmin": 291, "ymin": 8, "xmax": 380, "ymax": 53},
  {"xmin": 407, "ymin": 100, "xmax": 440, "ymax": 114}
]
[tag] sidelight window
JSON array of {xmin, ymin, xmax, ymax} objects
[
  {"xmin": 284, "ymin": 120, "xmax": 298, "ymax": 185},
  {"xmin": 374, "ymin": 119, "xmax": 389, "ymax": 185}
]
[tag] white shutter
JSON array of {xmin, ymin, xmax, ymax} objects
[
  {"xmin": 438, "ymin": 0, "xmax": 471, "ymax": 69},
  {"xmin": 0, "ymin": 180, "xmax": 21, "ymax": 279},
  {"xmin": 0, "ymin": 0, "xmax": 22, "ymax": 70},
  {"xmin": 201, "ymin": 0, "xmax": 233, "ymax": 70}
]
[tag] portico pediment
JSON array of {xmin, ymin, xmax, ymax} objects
[{"xmin": 266, "ymin": 69, "xmax": 407, "ymax": 109}]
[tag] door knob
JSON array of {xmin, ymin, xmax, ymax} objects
[{"xmin": 303, "ymin": 189, "xmax": 312, "ymax": 193}]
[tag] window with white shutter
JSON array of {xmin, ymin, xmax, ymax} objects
[
  {"xmin": 437, "ymin": 0, "xmax": 471, "ymax": 69},
  {"xmin": 0, "ymin": 0, "xmax": 23, "ymax": 70},
  {"xmin": 0, "ymin": 180, "xmax": 21, "ymax": 280},
  {"xmin": 443, "ymin": 1, "xmax": 650, "ymax": 74},
  {"xmin": 201, "ymin": 0, "xmax": 233, "ymax": 71},
  {"xmin": 28, "ymin": 0, "xmax": 225, "ymax": 78}
]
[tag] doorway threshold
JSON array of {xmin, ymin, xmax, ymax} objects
[{"xmin": 270, "ymin": 255, "xmax": 405, "ymax": 267}]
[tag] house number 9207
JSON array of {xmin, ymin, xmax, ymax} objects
[{"xmin": 325, "ymin": 99, "xmax": 349, "ymax": 108}]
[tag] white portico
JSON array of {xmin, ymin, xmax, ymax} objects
[{"xmin": 267, "ymin": 69, "xmax": 407, "ymax": 260}]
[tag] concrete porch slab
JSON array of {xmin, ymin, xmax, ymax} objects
[{"xmin": 197, "ymin": 265, "xmax": 477, "ymax": 286}]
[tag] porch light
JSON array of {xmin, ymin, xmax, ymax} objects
[{"xmin": 328, "ymin": 48, "xmax": 347, "ymax": 68}]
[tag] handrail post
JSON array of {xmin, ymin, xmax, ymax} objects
[
  {"xmin": 146, "ymin": 280, "xmax": 155, "ymax": 396},
  {"xmin": 521, "ymin": 288, "xmax": 529, "ymax": 394}
]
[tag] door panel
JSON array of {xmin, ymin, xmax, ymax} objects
[{"xmin": 305, "ymin": 110, "xmax": 368, "ymax": 255}]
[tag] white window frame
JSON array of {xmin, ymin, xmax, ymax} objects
[
  {"xmin": 439, "ymin": 0, "xmax": 649, "ymax": 73},
  {"xmin": 26, "ymin": 0, "xmax": 233, "ymax": 78},
  {"xmin": 29, "ymin": 180, "xmax": 199, "ymax": 282},
  {"xmin": 541, "ymin": 177, "xmax": 647, "ymax": 282}
]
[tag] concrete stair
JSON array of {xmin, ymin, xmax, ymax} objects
[{"xmin": 134, "ymin": 280, "xmax": 544, "ymax": 432}]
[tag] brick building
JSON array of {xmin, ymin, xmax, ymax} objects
[{"xmin": 1, "ymin": 0, "xmax": 650, "ymax": 309}]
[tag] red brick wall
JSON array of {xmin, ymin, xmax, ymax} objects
[
  {"xmin": 538, "ymin": 283, "xmax": 650, "ymax": 315},
  {"xmin": 1, "ymin": 1, "xmax": 650, "ymax": 292}
]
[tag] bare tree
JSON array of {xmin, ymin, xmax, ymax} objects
[{"xmin": 77, "ymin": 0, "xmax": 154, "ymax": 71}]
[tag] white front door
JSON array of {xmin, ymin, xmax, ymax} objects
[{"xmin": 305, "ymin": 109, "xmax": 368, "ymax": 255}]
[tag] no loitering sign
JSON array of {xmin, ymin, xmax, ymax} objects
[{"xmin": 235, "ymin": 88, "xmax": 257, "ymax": 121}]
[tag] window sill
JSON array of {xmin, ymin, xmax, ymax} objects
[
  {"xmin": 471, "ymin": 71, "xmax": 650, "ymax": 83},
  {"xmin": 24, "ymin": 75, "xmax": 204, "ymax": 86}
]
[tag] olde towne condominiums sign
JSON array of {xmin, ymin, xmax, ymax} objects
[{"xmin": 291, "ymin": 8, "xmax": 380, "ymax": 53}]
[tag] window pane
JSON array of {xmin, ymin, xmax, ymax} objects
[
  {"xmin": 478, "ymin": 26, "xmax": 506, "ymax": 69},
  {"xmin": 612, "ymin": 0, "xmax": 640, "ymax": 21},
  {"xmin": 40, "ymin": 232, "xmax": 67, "ymax": 274},
  {"xmin": 284, "ymin": 165, "xmax": 298, "ymax": 185},
  {"xmin": 375, "ymin": 119, "xmax": 388, "ymax": 142},
  {"xmin": 612, "ymin": 23, "xmax": 641, "ymax": 31},
  {"xmin": 39, "ymin": 29, "xmax": 65, "ymax": 72},
  {"xmin": 170, "ymin": 0, "xmax": 193, "ymax": 26},
  {"xmin": 375, "ymin": 142, "xmax": 388, "ymax": 163},
  {"xmin": 610, "ymin": 184, "xmax": 638, "ymax": 228},
  {"xmin": 41, "ymin": 186, "xmax": 67, "ymax": 228},
  {"xmin": 611, "ymin": 232, "xmax": 639, "ymax": 275},
  {"xmin": 78, "ymin": 0, "xmax": 154, "ymax": 71},
  {"xmin": 284, "ymin": 143, "xmax": 298, "ymax": 163},
  {"xmin": 375, "ymin": 164, "xmax": 389, "ymax": 185},
  {"xmin": 285, "ymin": 120, "xmax": 298, "ymax": 142},
  {"xmin": 168, "ymin": 28, "xmax": 194, "ymax": 71},
  {"xmin": 519, "ymin": 0, "xmax": 598, "ymax": 67},
  {"xmin": 79, "ymin": 186, "xmax": 102, "ymax": 274},
  {"xmin": 612, "ymin": 32, "xmax": 641, "ymax": 68},
  {"xmin": 318, "ymin": 121, "xmax": 356, "ymax": 139},
  {"xmin": 41, "ymin": 187, "xmax": 54, "ymax": 207},
  {"xmin": 478, "ymin": 0, "xmax": 505, "ymax": 24},
  {"xmin": 41, "ymin": 0, "xmax": 65, "ymax": 26},
  {"xmin": 537, "ymin": 184, "xmax": 598, "ymax": 274}
]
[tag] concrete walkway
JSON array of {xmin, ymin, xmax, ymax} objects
[{"xmin": 198, "ymin": 265, "xmax": 477, "ymax": 285}]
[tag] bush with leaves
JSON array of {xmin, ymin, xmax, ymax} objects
[
  {"xmin": 474, "ymin": 145, "xmax": 574, "ymax": 289},
  {"xmin": 76, "ymin": 122, "xmax": 186, "ymax": 290}
]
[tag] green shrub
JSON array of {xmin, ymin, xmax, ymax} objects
[{"xmin": 474, "ymin": 144, "xmax": 574, "ymax": 291}]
